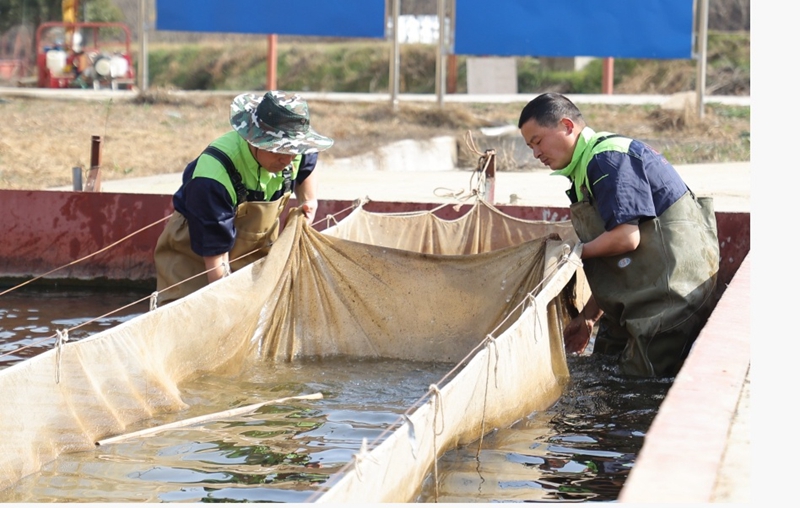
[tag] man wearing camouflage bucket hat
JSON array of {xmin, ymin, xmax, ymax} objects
[{"xmin": 154, "ymin": 90, "xmax": 334, "ymax": 304}]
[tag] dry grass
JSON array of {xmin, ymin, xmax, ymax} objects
[{"xmin": 0, "ymin": 92, "xmax": 749, "ymax": 190}]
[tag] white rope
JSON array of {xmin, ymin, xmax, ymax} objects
[
  {"xmin": 428, "ymin": 383, "xmax": 445, "ymax": 502},
  {"xmin": 477, "ymin": 336, "xmax": 495, "ymax": 458},
  {"xmin": 55, "ymin": 329, "xmax": 69, "ymax": 384},
  {"xmin": 0, "ymin": 214, "xmax": 173, "ymax": 298},
  {"xmin": 323, "ymin": 214, "xmax": 338, "ymax": 229},
  {"xmin": 527, "ymin": 292, "xmax": 544, "ymax": 339},
  {"xmin": 432, "ymin": 186, "xmax": 473, "ymax": 202}
]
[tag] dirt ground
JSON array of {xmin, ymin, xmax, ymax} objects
[{"xmin": 0, "ymin": 91, "xmax": 750, "ymax": 190}]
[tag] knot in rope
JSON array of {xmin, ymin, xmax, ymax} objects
[{"xmin": 428, "ymin": 384, "xmax": 445, "ymax": 435}]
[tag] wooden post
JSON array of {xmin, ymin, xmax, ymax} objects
[
  {"xmin": 267, "ymin": 34, "xmax": 278, "ymax": 90},
  {"xmin": 602, "ymin": 57, "xmax": 614, "ymax": 94}
]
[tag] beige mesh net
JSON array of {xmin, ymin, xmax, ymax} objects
[{"xmin": 0, "ymin": 198, "xmax": 583, "ymax": 501}]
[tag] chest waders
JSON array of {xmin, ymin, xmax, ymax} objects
[
  {"xmin": 570, "ymin": 139, "xmax": 720, "ymax": 376},
  {"xmin": 154, "ymin": 147, "xmax": 292, "ymax": 304}
]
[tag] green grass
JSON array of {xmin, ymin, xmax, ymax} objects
[{"xmin": 143, "ymin": 32, "xmax": 749, "ymax": 96}]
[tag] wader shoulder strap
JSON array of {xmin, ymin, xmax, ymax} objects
[
  {"xmin": 592, "ymin": 133, "xmax": 624, "ymax": 149},
  {"xmin": 281, "ymin": 166, "xmax": 293, "ymax": 195},
  {"xmin": 202, "ymin": 145, "xmax": 247, "ymax": 206}
]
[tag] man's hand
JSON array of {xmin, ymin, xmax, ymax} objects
[
  {"xmin": 301, "ymin": 199, "xmax": 318, "ymax": 223},
  {"xmin": 563, "ymin": 296, "xmax": 603, "ymax": 355},
  {"xmin": 564, "ymin": 313, "xmax": 593, "ymax": 354}
]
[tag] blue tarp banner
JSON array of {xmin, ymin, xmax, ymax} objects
[
  {"xmin": 454, "ymin": 0, "xmax": 695, "ymax": 59},
  {"xmin": 155, "ymin": 0, "xmax": 385, "ymax": 38}
]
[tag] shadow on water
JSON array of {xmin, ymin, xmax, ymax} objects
[{"xmin": 1, "ymin": 287, "xmax": 673, "ymax": 502}]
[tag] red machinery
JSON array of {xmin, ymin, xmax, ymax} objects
[{"xmin": 35, "ymin": 21, "xmax": 135, "ymax": 89}]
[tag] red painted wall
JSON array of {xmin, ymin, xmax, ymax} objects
[{"xmin": 0, "ymin": 190, "xmax": 750, "ymax": 294}]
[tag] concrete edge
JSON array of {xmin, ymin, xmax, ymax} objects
[
  {"xmin": 618, "ymin": 254, "xmax": 751, "ymax": 503},
  {"xmin": 0, "ymin": 87, "xmax": 751, "ymax": 107}
]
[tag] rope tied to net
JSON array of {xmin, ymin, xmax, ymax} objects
[
  {"xmin": 149, "ymin": 291, "xmax": 159, "ymax": 311},
  {"xmin": 477, "ymin": 335, "xmax": 496, "ymax": 458},
  {"xmin": 310, "ymin": 198, "xmax": 364, "ymax": 229},
  {"xmin": 54, "ymin": 328, "xmax": 69, "ymax": 384},
  {"xmin": 428, "ymin": 383, "xmax": 445, "ymax": 502},
  {"xmin": 527, "ymin": 292, "xmax": 545, "ymax": 339}
]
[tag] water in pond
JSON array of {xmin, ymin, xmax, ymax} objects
[
  {"xmin": 2, "ymin": 356, "xmax": 452, "ymax": 503},
  {"xmin": 0, "ymin": 285, "xmax": 672, "ymax": 502},
  {"xmin": 0, "ymin": 285, "xmax": 151, "ymax": 368},
  {"xmin": 417, "ymin": 354, "xmax": 671, "ymax": 502}
]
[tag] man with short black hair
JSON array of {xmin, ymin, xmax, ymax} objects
[{"xmin": 518, "ymin": 92, "xmax": 719, "ymax": 377}]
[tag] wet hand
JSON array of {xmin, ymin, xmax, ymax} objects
[{"xmin": 563, "ymin": 314, "xmax": 592, "ymax": 354}]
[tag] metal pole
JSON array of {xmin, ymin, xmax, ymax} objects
[
  {"xmin": 602, "ymin": 57, "xmax": 614, "ymax": 94},
  {"xmin": 446, "ymin": 0, "xmax": 457, "ymax": 93},
  {"xmin": 72, "ymin": 167, "xmax": 82, "ymax": 191},
  {"xmin": 390, "ymin": 0, "xmax": 400, "ymax": 109},
  {"xmin": 695, "ymin": 0, "xmax": 709, "ymax": 119},
  {"xmin": 435, "ymin": 0, "xmax": 446, "ymax": 107},
  {"xmin": 267, "ymin": 34, "xmax": 277, "ymax": 90},
  {"xmin": 138, "ymin": 0, "xmax": 149, "ymax": 91},
  {"xmin": 84, "ymin": 135, "xmax": 102, "ymax": 192}
]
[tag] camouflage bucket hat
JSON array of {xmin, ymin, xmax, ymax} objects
[{"xmin": 230, "ymin": 90, "xmax": 334, "ymax": 155}]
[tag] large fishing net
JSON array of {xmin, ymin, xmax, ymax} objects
[{"xmin": 0, "ymin": 198, "xmax": 583, "ymax": 501}]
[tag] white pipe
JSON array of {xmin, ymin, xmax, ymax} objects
[
  {"xmin": 435, "ymin": 0, "xmax": 446, "ymax": 107},
  {"xmin": 695, "ymin": 0, "xmax": 709, "ymax": 119},
  {"xmin": 391, "ymin": 0, "xmax": 400, "ymax": 109},
  {"xmin": 138, "ymin": 0, "xmax": 149, "ymax": 91}
]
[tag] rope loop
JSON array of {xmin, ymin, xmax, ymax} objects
[
  {"xmin": 428, "ymin": 383, "xmax": 445, "ymax": 502},
  {"xmin": 55, "ymin": 329, "xmax": 69, "ymax": 384},
  {"xmin": 428, "ymin": 383, "xmax": 445, "ymax": 435}
]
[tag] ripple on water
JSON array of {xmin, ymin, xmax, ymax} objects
[{"xmin": 1, "ymin": 287, "xmax": 673, "ymax": 502}]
